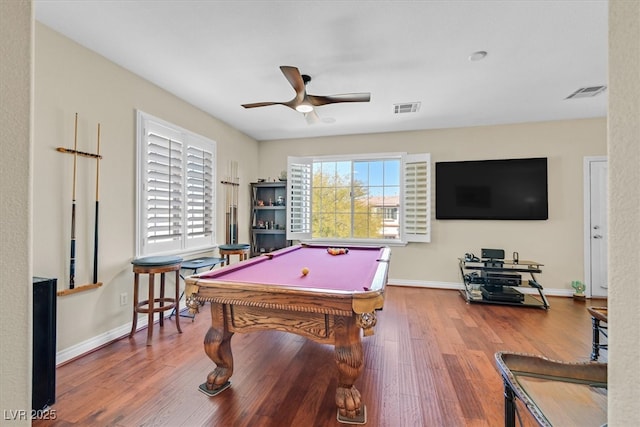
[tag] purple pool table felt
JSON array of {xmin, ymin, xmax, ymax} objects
[{"xmin": 196, "ymin": 245, "xmax": 385, "ymax": 292}]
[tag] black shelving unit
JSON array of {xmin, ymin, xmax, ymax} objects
[{"xmin": 250, "ymin": 181, "xmax": 290, "ymax": 256}]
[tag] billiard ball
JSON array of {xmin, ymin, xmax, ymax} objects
[{"xmin": 301, "ymin": 267, "xmax": 309, "ymax": 276}]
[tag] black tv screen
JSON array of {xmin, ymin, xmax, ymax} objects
[{"xmin": 435, "ymin": 157, "xmax": 548, "ymax": 220}]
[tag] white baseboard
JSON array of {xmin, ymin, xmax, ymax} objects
[
  {"xmin": 56, "ymin": 316, "xmax": 151, "ymax": 366},
  {"xmin": 388, "ymin": 279, "xmax": 462, "ymax": 290}
]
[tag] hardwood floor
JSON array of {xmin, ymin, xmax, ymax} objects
[{"xmin": 34, "ymin": 287, "xmax": 605, "ymax": 427}]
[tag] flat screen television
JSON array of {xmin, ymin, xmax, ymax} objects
[{"xmin": 435, "ymin": 157, "xmax": 548, "ymax": 220}]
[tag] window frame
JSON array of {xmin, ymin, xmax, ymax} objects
[
  {"xmin": 136, "ymin": 110, "xmax": 217, "ymax": 257},
  {"xmin": 287, "ymin": 152, "xmax": 431, "ymax": 245}
]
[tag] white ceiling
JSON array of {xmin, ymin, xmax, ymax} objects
[{"xmin": 34, "ymin": 0, "xmax": 608, "ymax": 142}]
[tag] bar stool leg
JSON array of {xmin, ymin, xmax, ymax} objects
[
  {"xmin": 147, "ymin": 273, "xmax": 155, "ymax": 346},
  {"xmin": 159, "ymin": 273, "xmax": 165, "ymax": 327},
  {"xmin": 503, "ymin": 380, "xmax": 516, "ymax": 427},
  {"xmin": 129, "ymin": 272, "xmax": 139, "ymax": 338},
  {"xmin": 174, "ymin": 269, "xmax": 182, "ymax": 333}
]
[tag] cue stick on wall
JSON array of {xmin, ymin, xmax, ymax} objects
[
  {"xmin": 231, "ymin": 161, "xmax": 235, "ymax": 244},
  {"xmin": 92, "ymin": 123, "xmax": 101, "ymax": 284},
  {"xmin": 69, "ymin": 113, "xmax": 79, "ymax": 289},
  {"xmin": 231, "ymin": 160, "xmax": 238, "ymax": 244},
  {"xmin": 225, "ymin": 162, "xmax": 228, "ymax": 243},
  {"xmin": 224, "ymin": 163, "xmax": 228, "ymax": 243}
]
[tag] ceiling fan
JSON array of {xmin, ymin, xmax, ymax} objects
[{"xmin": 241, "ymin": 66, "xmax": 371, "ymax": 124}]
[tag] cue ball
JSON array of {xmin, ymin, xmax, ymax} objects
[{"xmin": 301, "ymin": 267, "xmax": 309, "ymax": 276}]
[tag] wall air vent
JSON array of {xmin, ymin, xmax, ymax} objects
[
  {"xmin": 393, "ymin": 102, "xmax": 421, "ymax": 114},
  {"xmin": 565, "ymin": 86, "xmax": 607, "ymax": 99}
]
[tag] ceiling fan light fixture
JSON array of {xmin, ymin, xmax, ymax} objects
[
  {"xmin": 469, "ymin": 51, "xmax": 488, "ymax": 61},
  {"xmin": 295, "ymin": 104, "xmax": 314, "ymax": 113}
]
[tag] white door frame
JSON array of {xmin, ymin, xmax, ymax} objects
[{"xmin": 583, "ymin": 156, "xmax": 607, "ymax": 298}]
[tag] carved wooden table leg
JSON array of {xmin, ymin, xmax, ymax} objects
[
  {"xmin": 334, "ymin": 315, "xmax": 366, "ymax": 424},
  {"xmin": 200, "ymin": 302, "xmax": 234, "ymax": 396}
]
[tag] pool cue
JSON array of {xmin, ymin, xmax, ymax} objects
[
  {"xmin": 227, "ymin": 162, "xmax": 232, "ymax": 243},
  {"xmin": 92, "ymin": 123, "xmax": 101, "ymax": 284},
  {"xmin": 224, "ymin": 165, "xmax": 228, "ymax": 243},
  {"xmin": 233, "ymin": 161, "xmax": 238, "ymax": 244},
  {"xmin": 69, "ymin": 113, "xmax": 79, "ymax": 289}
]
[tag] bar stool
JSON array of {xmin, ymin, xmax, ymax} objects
[
  {"xmin": 218, "ymin": 244, "xmax": 250, "ymax": 266},
  {"xmin": 129, "ymin": 255, "xmax": 183, "ymax": 346}
]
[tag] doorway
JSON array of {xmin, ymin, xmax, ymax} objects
[{"xmin": 584, "ymin": 156, "xmax": 608, "ymax": 298}]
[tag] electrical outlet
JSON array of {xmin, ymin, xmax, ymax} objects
[{"xmin": 120, "ymin": 292, "xmax": 128, "ymax": 306}]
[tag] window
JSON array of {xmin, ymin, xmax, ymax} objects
[
  {"xmin": 287, "ymin": 153, "xmax": 430, "ymax": 244},
  {"xmin": 136, "ymin": 111, "xmax": 216, "ymax": 257},
  {"xmin": 382, "ymin": 207, "xmax": 398, "ymax": 221}
]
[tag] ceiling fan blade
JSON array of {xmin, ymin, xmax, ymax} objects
[
  {"xmin": 242, "ymin": 101, "xmax": 286, "ymax": 109},
  {"xmin": 304, "ymin": 110, "xmax": 321, "ymax": 125},
  {"xmin": 308, "ymin": 93, "xmax": 371, "ymax": 106},
  {"xmin": 279, "ymin": 66, "xmax": 306, "ymax": 99}
]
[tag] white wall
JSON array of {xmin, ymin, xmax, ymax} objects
[
  {"xmin": 0, "ymin": 1, "xmax": 32, "ymax": 424},
  {"xmin": 609, "ymin": 0, "xmax": 640, "ymax": 424},
  {"xmin": 258, "ymin": 119, "xmax": 607, "ymax": 292},
  {"xmin": 33, "ymin": 23, "xmax": 259, "ymax": 359}
]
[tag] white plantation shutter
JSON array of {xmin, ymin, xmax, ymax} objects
[
  {"xmin": 403, "ymin": 153, "xmax": 431, "ymax": 242},
  {"xmin": 146, "ymin": 133, "xmax": 184, "ymax": 248},
  {"xmin": 287, "ymin": 157, "xmax": 313, "ymax": 241},
  {"xmin": 186, "ymin": 143, "xmax": 214, "ymax": 244},
  {"xmin": 137, "ymin": 111, "xmax": 216, "ymax": 256}
]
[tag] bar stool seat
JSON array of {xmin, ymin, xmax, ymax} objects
[
  {"xmin": 218, "ymin": 244, "xmax": 250, "ymax": 266},
  {"xmin": 129, "ymin": 255, "xmax": 183, "ymax": 346}
]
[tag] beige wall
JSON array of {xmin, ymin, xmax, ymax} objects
[
  {"xmin": 0, "ymin": 1, "xmax": 33, "ymax": 423},
  {"xmin": 258, "ymin": 119, "xmax": 607, "ymax": 291},
  {"xmin": 609, "ymin": 0, "xmax": 640, "ymax": 424},
  {"xmin": 33, "ymin": 23, "xmax": 259, "ymax": 358}
]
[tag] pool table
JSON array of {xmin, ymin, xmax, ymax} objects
[{"xmin": 184, "ymin": 244, "xmax": 391, "ymax": 424}]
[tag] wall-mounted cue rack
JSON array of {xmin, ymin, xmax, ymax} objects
[
  {"xmin": 56, "ymin": 113, "xmax": 104, "ymax": 297},
  {"xmin": 221, "ymin": 160, "xmax": 240, "ymax": 244}
]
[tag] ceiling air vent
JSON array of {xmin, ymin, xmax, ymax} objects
[
  {"xmin": 393, "ymin": 102, "xmax": 421, "ymax": 114},
  {"xmin": 565, "ymin": 86, "xmax": 607, "ymax": 99}
]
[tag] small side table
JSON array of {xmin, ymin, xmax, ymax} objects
[
  {"xmin": 219, "ymin": 244, "xmax": 250, "ymax": 266},
  {"xmin": 129, "ymin": 255, "xmax": 183, "ymax": 346},
  {"xmin": 169, "ymin": 256, "xmax": 225, "ymax": 321},
  {"xmin": 587, "ymin": 306, "xmax": 608, "ymax": 361}
]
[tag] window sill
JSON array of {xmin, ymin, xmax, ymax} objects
[{"xmin": 138, "ymin": 244, "xmax": 218, "ymax": 260}]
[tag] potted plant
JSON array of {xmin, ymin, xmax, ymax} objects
[{"xmin": 571, "ymin": 280, "xmax": 586, "ymax": 300}]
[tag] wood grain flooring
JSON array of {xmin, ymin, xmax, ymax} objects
[{"xmin": 33, "ymin": 287, "xmax": 605, "ymax": 427}]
